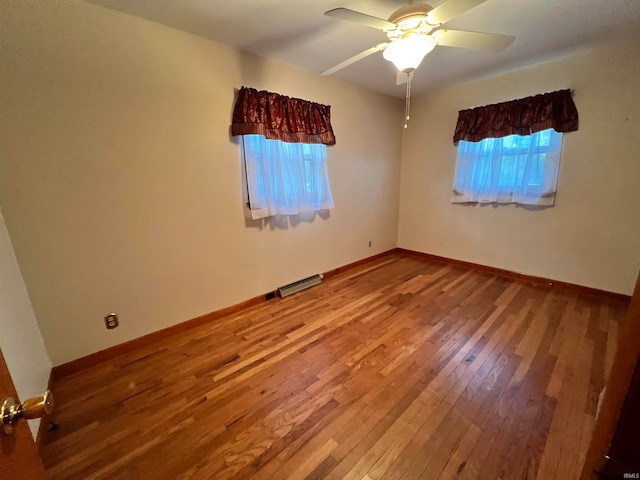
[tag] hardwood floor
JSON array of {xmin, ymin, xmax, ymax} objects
[{"xmin": 40, "ymin": 253, "xmax": 628, "ymax": 480}]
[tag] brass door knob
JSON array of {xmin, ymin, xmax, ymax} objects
[{"xmin": 2, "ymin": 390, "xmax": 54, "ymax": 435}]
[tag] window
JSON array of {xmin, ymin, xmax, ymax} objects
[
  {"xmin": 451, "ymin": 128, "xmax": 563, "ymax": 206},
  {"xmin": 243, "ymin": 135, "xmax": 334, "ymax": 220}
]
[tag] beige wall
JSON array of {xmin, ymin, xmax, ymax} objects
[
  {"xmin": 0, "ymin": 208, "xmax": 51, "ymax": 438},
  {"xmin": 398, "ymin": 40, "xmax": 640, "ymax": 295},
  {"xmin": 0, "ymin": 1, "xmax": 403, "ymax": 365}
]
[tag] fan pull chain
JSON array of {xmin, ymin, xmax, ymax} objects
[{"xmin": 404, "ymin": 72, "xmax": 412, "ymax": 129}]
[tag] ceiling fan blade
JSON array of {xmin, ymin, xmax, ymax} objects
[
  {"xmin": 325, "ymin": 8, "xmax": 397, "ymax": 30},
  {"xmin": 433, "ymin": 29, "xmax": 515, "ymax": 51},
  {"xmin": 321, "ymin": 43, "xmax": 388, "ymax": 76},
  {"xmin": 427, "ymin": 0, "xmax": 488, "ymax": 25},
  {"xmin": 396, "ymin": 70, "xmax": 414, "ymax": 85}
]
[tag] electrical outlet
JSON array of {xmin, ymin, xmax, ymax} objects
[
  {"xmin": 368, "ymin": 240, "xmax": 372, "ymax": 247},
  {"xmin": 104, "ymin": 313, "xmax": 119, "ymax": 329}
]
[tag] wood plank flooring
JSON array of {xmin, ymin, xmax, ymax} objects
[{"xmin": 40, "ymin": 253, "xmax": 628, "ymax": 479}]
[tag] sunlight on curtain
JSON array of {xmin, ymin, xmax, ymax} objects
[
  {"xmin": 451, "ymin": 128, "xmax": 564, "ymax": 206},
  {"xmin": 243, "ymin": 135, "xmax": 334, "ymax": 220}
]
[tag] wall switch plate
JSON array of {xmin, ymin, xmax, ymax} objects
[
  {"xmin": 105, "ymin": 313, "xmax": 119, "ymax": 329},
  {"xmin": 369, "ymin": 241, "xmax": 372, "ymax": 247}
]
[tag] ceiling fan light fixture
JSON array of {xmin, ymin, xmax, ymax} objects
[{"xmin": 382, "ymin": 35, "xmax": 436, "ymax": 73}]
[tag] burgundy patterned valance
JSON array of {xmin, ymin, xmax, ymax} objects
[
  {"xmin": 453, "ymin": 89, "xmax": 579, "ymax": 144},
  {"xmin": 232, "ymin": 87, "xmax": 336, "ymax": 145}
]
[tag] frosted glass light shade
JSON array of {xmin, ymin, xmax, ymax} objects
[{"xmin": 383, "ymin": 35, "xmax": 436, "ymax": 72}]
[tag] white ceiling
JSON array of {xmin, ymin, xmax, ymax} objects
[{"xmin": 87, "ymin": 0, "xmax": 640, "ymax": 97}]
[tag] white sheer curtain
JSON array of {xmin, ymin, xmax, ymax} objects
[
  {"xmin": 452, "ymin": 128, "xmax": 564, "ymax": 206},
  {"xmin": 243, "ymin": 134, "xmax": 334, "ymax": 220}
]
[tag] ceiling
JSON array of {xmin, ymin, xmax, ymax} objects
[{"xmin": 86, "ymin": 0, "xmax": 640, "ymax": 97}]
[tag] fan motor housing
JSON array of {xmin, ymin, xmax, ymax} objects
[{"xmin": 387, "ymin": 3, "xmax": 434, "ymax": 24}]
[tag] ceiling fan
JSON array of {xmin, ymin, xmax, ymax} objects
[{"xmin": 321, "ymin": 0, "xmax": 515, "ymax": 80}]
